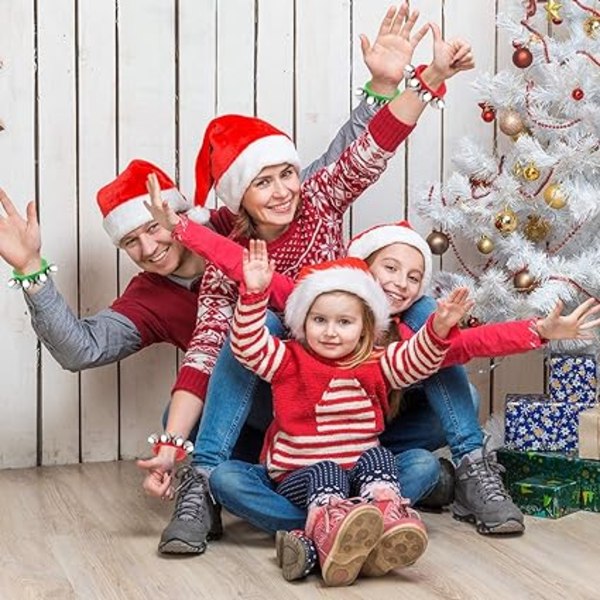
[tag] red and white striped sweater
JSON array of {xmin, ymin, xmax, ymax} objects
[
  {"xmin": 230, "ymin": 288, "xmax": 452, "ymax": 481},
  {"xmin": 171, "ymin": 106, "xmax": 414, "ymax": 399}
]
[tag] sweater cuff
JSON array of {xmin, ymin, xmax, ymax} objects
[
  {"xmin": 172, "ymin": 365, "xmax": 209, "ymax": 399},
  {"xmin": 239, "ymin": 282, "xmax": 271, "ymax": 304},
  {"xmin": 368, "ymin": 105, "xmax": 415, "ymax": 152},
  {"xmin": 528, "ymin": 318, "xmax": 547, "ymax": 346},
  {"xmin": 424, "ymin": 315, "xmax": 456, "ymax": 350}
]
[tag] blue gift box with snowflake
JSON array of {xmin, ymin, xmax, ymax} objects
[
  {"xmin": 504, "ymin": 394, "xmax": 590, "ymax": 452},
  {"xmin": 549, "ymin": 354, "xmax": 597, "ymax": 407}
]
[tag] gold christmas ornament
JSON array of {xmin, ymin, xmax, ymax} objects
[
  {"xmin": 494, "ymin": 208, "xmax": 518, "ymax": 235},
  {"xmin": 543, "ymin": 183, "xmax": 567, "ymax": 209},
  {"xmin": 513, "ymin": 269, "xmax": 537, "ymax": 293},
  {"xmin": 523, "ymin": 163, "xmax": 540, "ymax": 181},
  {"xmin": 583, "ymin": 16, "xmax": 600, "ymax": 39},
  {"xmin": 426, "ymin": 231, "xmax": 450, "ymax": 255},
  {"xmin": 477, "ymin": 235, "xmax": 494, "ymax": 254},
  {"xmin": 523, "ymin": 215, "xmax": 551, "ymax": 242},
  {"xmin": 513, "ymin": 161, "xmax": 540, "ymax": 181},
  {"xmin": 498, "ymin": 109, "xmax": 525, "ymax": 136},
  {"xmin": 512, "ymin": 162, "xmax": 523, "ymax": 177}
]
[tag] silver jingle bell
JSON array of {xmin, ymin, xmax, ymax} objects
[
  {"xmin": 407, "ymin": 77, "xmax": 420, "ymax": 89},
  {"xmin": 420, "ymin": 90, "xmax": 433, "ymax": 103}
]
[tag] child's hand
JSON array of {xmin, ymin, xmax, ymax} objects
[
  {"xmin": 536, "ymin": 298, "xmax": 600, "ymax": 341},
  {"xmin": 243, "ymin": 239, "xmax": 275, "ymax": 294},
  {"xmin": 433, "ymin": 287, "xmax": 474, "ymax": 338},
  {"xmin": 427, "ymin": 23, "xmax": 475, "ymax": 82},
  {"xmin": 144, "ymin": 173, "xmax": 181, "ymax": 232},
  {"xmin": 360, "ymin": 3, "xmax": 429, "ymax": 94}
]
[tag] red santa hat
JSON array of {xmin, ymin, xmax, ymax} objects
[
  {"xmin": 97, "ymin": 160, "xmax": 209, "ymax": 245},
  {"xmin": 347, "ymin": 221, "xmax": 433, "ymax": 299},
  {"xmin": 284, "ymin": 257, "xmax": 390, "ymax": 341},
  {"xmin": 194, "ymin": 114, "xmax": 301, "ymax": 214}
]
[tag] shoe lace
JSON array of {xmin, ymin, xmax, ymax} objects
[
  {"xmin": 386, "ymin": 495, "xmax": 419, "ymax": 520},
  {"xmin": 322, "ymin": 497, "xmax": 361, "ymax": 530},
  {"xmin": 172, "ymin": 466, "xmax": 210, "ymax": 521},
  {"xmin": 468, "ymin": 437, "xmax": 509, "ymax": 503}
]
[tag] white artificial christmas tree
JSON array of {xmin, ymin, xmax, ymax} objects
[{"xmin": 418, "ymin": 0, "xmax": 600, "ymax": 352}]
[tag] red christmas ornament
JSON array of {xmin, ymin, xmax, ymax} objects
[
  {"xmin": 512, "ymin": 47, "xmax": 533, "ymax": 68},
  {"xmin": 478, "ymin": 102, "xmax": 496, "ymax": 123},
  {"xmin": 467, "ymin": 316, "xmax": 482, "ymax": 328},
  {"xmin": 572, "ymin": 88, "xmax": 584, "ymax": 101},
  {"xmin": 552, "ymin": 17, "xmax": 563, "ymax": 26},
  {"xmin": 482, "ymin": 109, "xmax": 495, "ymax": 123}
]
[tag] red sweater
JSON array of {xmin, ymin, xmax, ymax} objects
[
  {"xmin": 111, "ymin": 272, "xmax": 197, "ymax": 351},
  {"xmin": 230, "ymin": 288, "xmax": 452, "ymax": 480},
  {"xmin": 172, "ymin": 106, "xmax": 415, "ymax": 399}
]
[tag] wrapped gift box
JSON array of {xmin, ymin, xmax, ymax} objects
[
  {"xmin": 504, "ymin": 394, "xmax": 589, "ymax": 452},
  {"xmin": 498, "ymin": 448, "xmax": 600, "ymax": 513},
  {"xmin": 579, "ymin": 406, "xmax": 600, "ymax": 460},
  {"xmin": 511, "ymin": 476, "xmax": 580, "ymax": 519},
  {"xmin": 549, "ymin": 354, "xmax": 597, "ymax": 406}
]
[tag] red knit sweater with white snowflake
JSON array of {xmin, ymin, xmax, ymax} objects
[
  {"xmin": 171, "ymin": 105, "xmax": 415, "ymax": 399},
  {"xmin": 230, "ymin": 287, "xmax": 452, "ymax": 480}
]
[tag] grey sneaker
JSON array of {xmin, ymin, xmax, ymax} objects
[
  {"xmin": 451, "ymin": 441, "xmax": 525, "ymax": 535},
  {"xmin": 158, "ymin": 466, "xmax": 223, "ymax": 554},
  {"xmin": 416, "ymin": 457, "xmax": 455, "ymax": 512}
]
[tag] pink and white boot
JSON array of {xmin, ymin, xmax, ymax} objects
[
  {"xmin": 305, "ymin": 496, "xmax": 383, "ymax": 587},
  {"xmin": 361, "ymin": 487, "xmax": 428, "ymax": 577}
]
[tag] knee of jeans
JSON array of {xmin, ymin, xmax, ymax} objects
[
  {"xmin": 401, "ymin": 449, "xmax": 440, "ymax": 481},
  {"xmin": 209, "ymin": 462, "xmax": 240, "ymax": 503},
  {"xmin": 469, "ymin": 383, "xmax": 481, "ymax": 413}
]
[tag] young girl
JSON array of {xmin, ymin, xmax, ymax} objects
[
  {"xmin": 270, "ymin": 221, "xmax": 600, "ymax": 580},
  {"xmin": 229, "ymin": 239, "xmax": 472, "ymax": 586}
]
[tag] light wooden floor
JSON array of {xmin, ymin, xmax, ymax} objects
[{"xmin": 1, "ymin": 461, "xmax": 598, "ymax": 600}]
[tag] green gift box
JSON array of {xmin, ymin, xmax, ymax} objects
[
  {"xmin": 511, "ymin": 476, "xmax": 580, "ymax": 519},
  {"xmin": 498, "ymin": 448, "xmax": 600, "ymax": 512}
]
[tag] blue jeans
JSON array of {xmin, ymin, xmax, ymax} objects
[
  {"xmin": 210, "ymin": 448, "xmax": 440, "ymax": 533},
  {"xmin": 192, "ymin": 310, "xmax": 285, "ymax": 469},
  {"xmin": 161, "ymin": 311, "xmax": 282, "ymax": 465}
]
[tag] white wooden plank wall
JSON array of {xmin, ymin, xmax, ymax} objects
[{"xmin": 0, "ymin": 0, "xmax": 545, "ymax": 469}]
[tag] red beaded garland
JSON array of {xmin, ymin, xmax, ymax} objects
[{"xmin": 572, "ymin": 88, "xmax": 584, "ymax": 101}]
